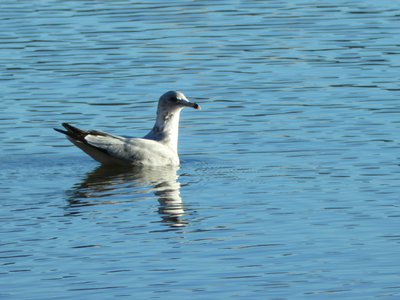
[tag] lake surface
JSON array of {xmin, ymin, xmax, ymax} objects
[{"xmin": 1, "ymin": 0, "xmax": 400, "ymax": 299}]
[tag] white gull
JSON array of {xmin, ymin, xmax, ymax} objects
[{"xmin": 54, "ymin": 91, "xmax": 200, "ymax": 166}]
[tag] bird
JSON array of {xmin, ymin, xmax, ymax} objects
[{"xmin": 54, "ymin": 91, "xmax": 201, "ymax": 166}]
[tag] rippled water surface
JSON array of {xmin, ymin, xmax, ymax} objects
[{"xmin": 1, "ymin": 1, "xmax": 400, "ymax": 299}]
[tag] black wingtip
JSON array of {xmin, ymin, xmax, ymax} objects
[
  {"xmin": 54, "ymin": 122, "xmax": 76, "ymax": 135},
  {"xmin": 54, "ymin": 122, "xmax": 89, "ymax": 143},
  {"xmin": 61, "ymin": 122, "xmax": 75, "ymax": 131},
  {"xmin": 54, "ymin": 127, "xmax": 68, "ymax": 135}
]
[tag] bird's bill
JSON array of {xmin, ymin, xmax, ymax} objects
[{"xmin": 179, "ymin": 100, "xmax": 201, "ymax": 110}]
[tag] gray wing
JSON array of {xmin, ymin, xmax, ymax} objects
[
  {"xmin": 55, "ymin": 123, "xmax": 178, "ymax": 166},
  {"xmin": 86, "ymin": 135, "xmax": 179, "ymax": 166}
]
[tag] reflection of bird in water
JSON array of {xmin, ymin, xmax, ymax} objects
[{"xmin": 66, "ymin": 165, "xmax": 187, "ymax": 227}]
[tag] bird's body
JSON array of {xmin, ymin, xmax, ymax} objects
[{"xmin": 54, "ymin": 91, "xmax": 200, "ymax": 166}]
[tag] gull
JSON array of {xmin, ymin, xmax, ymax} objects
[{"xmin": 54, "ymin": 91, "xmax": 200, "ymax": 166}]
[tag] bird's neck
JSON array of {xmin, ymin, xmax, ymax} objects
[{"xmin": 145, "ymin": 109, "xmax": 181, "ymax": 153}]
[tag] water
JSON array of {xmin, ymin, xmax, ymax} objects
[{"xmin": 1, "ymin": 0, "xmax": 400, "ymax": 299}]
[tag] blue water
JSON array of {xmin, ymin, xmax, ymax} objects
[{"xmin": 1, "ymin": 1, "xmax": 400, "ymax": 299}]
